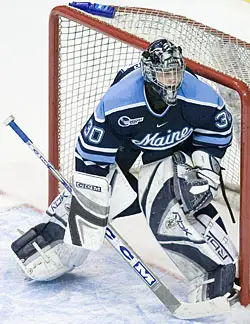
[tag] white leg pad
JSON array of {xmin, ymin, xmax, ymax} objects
[
  {"xmin": 108, "ymin": 165, "xmax": 137, "ymax": 220},
  {"xmin": 137, "ymin": 155, "xmax": 238, "ymax": 302},
  {"xmin": 15, "ymin": 241, "xmax": 89, "ymax": 281}
]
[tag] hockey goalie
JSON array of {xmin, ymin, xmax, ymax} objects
[{"xmin": 11, "ymin": 39, "xmax": 239, "ymax": 307}]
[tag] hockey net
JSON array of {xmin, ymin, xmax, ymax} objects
[{"xmin": 48, "ymin": 5, "xmax": 250, "ymax": 305}]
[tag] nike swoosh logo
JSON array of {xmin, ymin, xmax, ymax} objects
[{"xmin": 156, "ymin": 121, "xmax": 168, "ymax": 128}]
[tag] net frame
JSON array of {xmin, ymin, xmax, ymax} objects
[{"xmin": 48, "ymin": 5, "xmax": 250, "ymax": 305}]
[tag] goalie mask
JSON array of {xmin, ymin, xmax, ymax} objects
[{"xmin": 141, "ymin": 39, "xmax": 185, "ymax": 106}]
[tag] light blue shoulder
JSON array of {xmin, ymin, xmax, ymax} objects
[
  {"xmin": 178, "ymin": 71, "xmax": 225, "ymax": 109},
  {"xmin": 95, "ymin": 68, "xmax": 146, "ymax": 122}
]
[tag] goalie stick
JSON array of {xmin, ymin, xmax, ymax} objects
[{"xmin": 4, "ymin": 115, "xmax": 231, "ymax": 319}]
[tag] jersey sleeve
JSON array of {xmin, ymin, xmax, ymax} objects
[
  {"xmin": 75, "ymin": 100, "xmax": 122, "ymax": 176},
  {"xmin": 192, "ymin": 104, "xmax": 233, "ymax": 158}
]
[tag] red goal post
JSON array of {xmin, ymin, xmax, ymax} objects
[{"xmin": 48, "ymin": 5, "xmax": 250, "ymax": 305}]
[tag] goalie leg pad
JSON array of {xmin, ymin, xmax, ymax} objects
[
  {"xmin": 207, "ymin": 263, "xmax": 236, "ymax": 300},
  {"xmin": 155, "ymin": 206, "xmax": 237, "ymax": 302},
  {"xmin": 64, "ymin": 172, "xmax": 110, "ymax": 251},
  {"xmin": 138, "ymin": 156, "xmax": 175, "ymax": 222},
  {"xmin": 11, "ymin": 190, "xmax": 89, "ymax": 281},
  {"xmin": 138, "ymin": 155, "xmax": 238, "ymax": 302},
  {"xmin": 108, "ymin": 165, "xmax": 138, "ymax": 220},
  {"xmin": 65, "ymin": 167, "xmax": 138, "ymax": 250},
  {"xmin": 11, "ymin": 222, "xmax": 89, "ymax": 281}
]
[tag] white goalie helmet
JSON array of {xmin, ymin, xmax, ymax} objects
[{"xmin": 141, "ymin": 39, "xmax": 185, "ymax": 106}]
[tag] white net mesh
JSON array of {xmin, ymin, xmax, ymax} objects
[
  {"xmin": 57, "ymin": 17, "xmax": 142, "ymax": 186},
  {"xmin": 53, "ymin": 5, "xmax": 250, "ymax": 200}
]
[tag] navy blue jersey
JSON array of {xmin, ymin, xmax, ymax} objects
[{"xmin": 75, "ymin": 64, "xmax": 232, "ymax": 175}]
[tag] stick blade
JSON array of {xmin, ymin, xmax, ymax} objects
[{"xmin": 172, "ymin": 295, "xmax": 230, "ymax": 319}]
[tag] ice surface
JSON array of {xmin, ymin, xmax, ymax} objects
[{"xmin": 1, "ymin": 192, "xmax": 250, "ymax": 324}]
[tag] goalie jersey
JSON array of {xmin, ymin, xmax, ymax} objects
[{"xmin": 75, "ymin": 64, "xmax": 232, "ymax": 175}]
